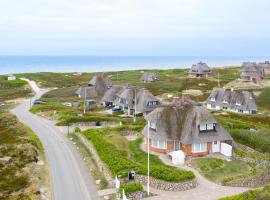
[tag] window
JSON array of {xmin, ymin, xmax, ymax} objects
[
  {"xmin": 192, "ymin": 143, "xmax": 207, "ymax": 153},
  {"xmin": 207, "ymin": 123, "xmax": 214, "ymax": 130},
  {"xmin": 223, "ymin": 99, "xmax": 228, "ymax": 104},
  {"xmin": 236, "ymin": 102, "xmax": 241, "ymax": 106},
  {"xmin": 210, "ymin": 97, "xmax": 216, "ymax": 102},
  {"xmin": 199, "ymin": 124, "xmax": 207, "ymax": 131},
  {"xmin": 148, "ymin": 101, "xmax": 153, "ymax": 106},
  {"xmin": 149, "ymin": 121, "xmax": 156, "ymax": 130},
  {"xmin": 152, "ymin": 139, "xmax": 166, "ymax": 149}
]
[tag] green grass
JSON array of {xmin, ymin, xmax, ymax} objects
[
  {"xmin": 216, "ymin": 114, "xmax": 270, "ymax": 153},
  {"xmin": 119, "ymin": 182, "xmax": 143, "ymax": 197},
  {"xmin": 0, "ymin": 76, "xmax": 32, "ymax": 101},
  {"xmin": 256, "ymin": 87, "xmax": 270, "ymax": 111},
  {"xmin": 82, "ymin": 127, "xmax": 195, "ymax": 182},
  {"xmin": 0, "ymin": 111, "xmax": 45, "ymax": 199},
  {"xmin": 219, "ymin": 185, "xmax": 270, "ymax": 200},
  {"xmin": 191, "ymin": 158, "xmax": 252, "ymax": 184},
  {"xmin": 68, "ymin": 133, "xmax": 108, "ymax": 190}
]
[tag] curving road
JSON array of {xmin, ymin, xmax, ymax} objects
[{"xmin": 11, "ymin": 80, "xmax": 99, "ymax": 200}]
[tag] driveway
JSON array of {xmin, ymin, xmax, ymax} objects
[{"xmin": 11, "ymin": 81, "xmax": 99, "ymax": 200}]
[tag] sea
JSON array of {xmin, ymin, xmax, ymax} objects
[{"xmin": 0, "ymin": 56, "xmax": 269, "ymax": 74}]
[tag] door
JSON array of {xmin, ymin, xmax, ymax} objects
[
  {"xmin": 174, "ymin": 141, "xmax": 180, "ymax": 151},
  {"xmin": 212, "ymin": 141, "xmax": 220, "ymax": 153}
]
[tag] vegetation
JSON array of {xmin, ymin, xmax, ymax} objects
[
  {"xmin": 0, "ymin": 111, "xmax": 47, "ymax": 199},
  {"xmin": 191, "ymin": 158, "xmax": 252, "ymax": 184},
  {"xmin": 119, "ymin": 182, "xmax": 143, "ymax": 197},
  {"xmin": 219, "ymin": 185, "xmax": 270, "ymax": 200},
  {"xmin": 216, "ymin": 113, "xmax": 270, "ymax": 153},
  {"xmin": 256, "ymin": 87, "xmax": 270, "ymax": 111},
  {"xmin": 0, "ymin": 76, "xmax": 32, "ymax": 101},
  {"xmin": 83, "ymin": 127, "xmax": 195, "ymax": 182},
  {"xmin": 68, "ymin": 133, "xmax": 108, "ymax": 190}
]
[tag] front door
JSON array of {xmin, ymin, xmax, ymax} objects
[
  {"xmin": 174, "ymin": 141, "xmax": 180, "ymax": 151},
  {"xmin": 212, "ymin": 141, "xmax": 220, "ymax": 153}
]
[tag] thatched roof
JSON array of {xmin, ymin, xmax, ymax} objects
[
  {"xmin": 102, "ymin": 85, "xmax": 125, "ymax": 102},
  {"xmin": 258, "ymin": 61, "xmax": 270, "ymax": 70},
  {"xmin": 116, "ymin": 86, "xmax": 160, "ymax": 113},
  {"xmin": 206, "ymin": 88, "xmax": 257, "ymax": 112},
  {"xmin": 241, "ymin": 62, "xmax": 258, "ymax": 72},
  {"xmin": 140, "ymin": 73, "xmax": 159, "ymax": 82},
  {"xmin": 88, "ymin": 73, "xmax": 112, "ymax": 93},
  {"xmin": 142, "ymin": 103, "xmax": 232, "ymax": 144},
  {"xmin": 75, "ymin": 86, "xmax": 98, "ymax": 98},
  {"xmin": 189, "ymin": 62, "xmax": 211, "ymax": 74}
]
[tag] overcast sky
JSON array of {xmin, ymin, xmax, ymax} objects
[{"xmin": 0, "ymin": 0, "xmax": 269, "ymax": 56}]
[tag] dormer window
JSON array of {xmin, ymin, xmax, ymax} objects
[
  {"xmin": 210, "ymin": 97, "xmax": 216, "ymax": 102},
  {"xmin": 199, "ymin": 123, "xmax": 215, "ymax": 131},
  {"xmin": 148, "ymin": 101, "xmax": 159, "ymax": 106},
  {"xmin": 149, "ymin": 121, "xmax": 156, "ymax": 130},
  {"xmin": 223, "ymin": 99, "xmax": 228, "ymax": 104},
  {"xmin": 236, "ymin": 102, "xmax": 241, "ymax": 106}
]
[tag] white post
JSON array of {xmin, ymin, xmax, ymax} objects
[
  {"xmin": 83, "ymin": 87, "xmax": 86, "ymax": 114},
  {"xmin": 147, "ymin": 120, "xmax": 150, "ymax": 195}
]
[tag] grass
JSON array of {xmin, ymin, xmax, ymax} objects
[
  {"xmin": 0, "ymin": 75, "xmax": 32, "ymax": 101},
  {"xmin": 82, "ymin": 127, "xmax": 195, "ymax": 182},
  {"xmin": 191, "ymin": 158, "xmax": 252, "ymax": 184},
  {"xmin": 219, "ymin": 185, "xmax": 270, "ymax": 200},
  {"xmin": 119, "ymin": 182, "xmax": 144, "ymax": 197},
  {"xmin": 68, "ymin": 133, "xmax": 108, "ymax": 190},
  {"xmin": 256, "ymin": 87, "xmax": 270, "ymax": 111},
  {"xmin": 0, "ymin": 111, "xmax": 47, "ymax": 199},
  {"xmin": 215, "ymin": 113, "xmax": 270, "ymax": 153}
]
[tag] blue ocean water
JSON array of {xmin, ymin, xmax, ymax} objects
[{"xmin": 0, "ymin": 56, "xmax": 269, "ymax": 74}]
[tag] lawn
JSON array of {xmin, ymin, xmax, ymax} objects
[
  {"xmin": 256, "ymin": 87, "xmax": 270, "ymax": 111},
  {"xmin": 82, "ymin": 127, "xmax": 195, "ymax": 182},
  {"xmin": 0, "ymin": 111, "xmax": 48, "ymax": 199},
  {"xmin": 219, "ymin": 185, "xmax": 270, "ymax": 200},
  {"xmin": 0, "ymin": 75, "xmax": 32, "ymax": 102},
  {"xmin": 190, "ymin": 158, "xmax": 252, "ymax": 184}
]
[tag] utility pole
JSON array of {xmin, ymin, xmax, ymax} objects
[
  {"xmin": 147, "ymin": 120, "xmax": 150, "ymax": 195},
  {"xmin": 83, "ymin": 87, "xmax": 86, "ymax": 114},
  {"xmin": 134, "ymin": 88, "xmax": 137, "ymax": 123}
]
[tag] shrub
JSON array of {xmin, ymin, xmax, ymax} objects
[
  {"xmin": 74, "ymin": 127, "xmax": 81, "ymax": 133},
  {"xmin": 119, "ymin": 182, "xmax": 143, "ymax": 197}
]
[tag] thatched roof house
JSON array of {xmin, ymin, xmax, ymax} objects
[
  {"xmin": 258, "ymin": 61, "xmax": 270, "ymax": 75},
  {"xmin": 102, "ymin": 85, "xmax": 125, "ymax": 106},
  {"xmin": 140, "ymin": 73, "xmax": 159, "ymax": 82},
  {"xmin": 240, "ymin": 62, "xmax": 264, "ymax": 82},
  {"xmin": 206, "ymin": 88, "xmax": 257, "ymax": 114},
  {"xmin": 75, "ymin": 86, "xmax": 98, "ymax": 98},
  {"xmin": 188, "ymin": 62, "xmax": 212, "ymax": 78},
  {"xmin": 115, "ymin": 85, "xmax": 160, "ymax": 115},
  {"xmin": 88, "ymin": 73, "xmax": 112, "ymax": 93},
  {"xmin": 76, "ymin": 73, "xmax": 112, "ymax": 99},
  {"xmin": 142, "ymin": 102, "xmax": 232, "ymax": 157}
]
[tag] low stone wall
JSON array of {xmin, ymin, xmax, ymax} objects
[
  {"xmin": 127, "ymin": 191, "xmax": 147, "ymax": 200},
  {"xmin": 76, "ymin": 133, "xmax": 114, "ymax": 186},
  {"xmin": 135, "ymin": 174, "xmax": 197, "ymax": 191},
  {"xmin": 225, "ymin": 171, "xmax": 270, "ymax": 188}
]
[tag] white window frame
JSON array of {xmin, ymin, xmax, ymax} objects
[
  {"xmin": 149, "ymin": 121, "xmax": 156, "ymax": 130},
  {"xmin": 236, "ymin": 102, "xmax": 241, "ymax": 106},
  {"xmin": 192, "ymin": 143, "xmax": 207, "ymax": 153},
  {"xmin": 152, "ymin": 139, "xmax": 167, "ymax": 149},
  {"xmin": 210, "ymin": 97, "xmax": 216, "ymax": 102},
  {"xmin": 199, "ymin": 124, "xmax": 207, "ymax": 131}
]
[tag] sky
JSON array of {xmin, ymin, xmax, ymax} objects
[{"xmin": 0, "ymin": 0, "xmax": 270, "ymax": 56}]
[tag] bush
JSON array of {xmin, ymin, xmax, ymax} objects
[
  {"xmin": 74, "ymin": 127, "xmax": 81, "ymax": 133},
  {"xmin": 119, "ymin": 182, "xmax": 143, "ymax": 197}
]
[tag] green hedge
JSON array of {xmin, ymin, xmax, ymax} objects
[{"xmin": 83, "ymin": 128, "xmax": 195, "ymax": 182}]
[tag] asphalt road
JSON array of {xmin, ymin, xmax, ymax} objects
[{"xmin": 11, "ymin": 86, "xmax": 99, "ymax": 200}]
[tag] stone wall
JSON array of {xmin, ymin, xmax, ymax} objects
[
  {"xmin": 134, "ymin": 174, "xmax": 197, "ymax": 191},
  {"xmin": 225, "ymin": 171, "xmax": 270, "ymax": 188},
  {"xmin": 76, "ymin": 133, "xmax": 114, "ymax": 186},
  {"xmin": 127, "ymin": 191, "xmax": 147, "ymax": 200}
]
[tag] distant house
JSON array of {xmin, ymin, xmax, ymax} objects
[
  {"xmin": 102, "ymin": 85, "xmax": 125, "ymax": 107},
  {"xmin": 142, "ymin": 101, "xmax": 233, "ymax": 157},
  {"xmin": 6, "ymin": 75, "xmax": 16, "ymax": 81},
  {"xmin": 240, "ymin": 62, "xmax": 264, "ymax": 82},
  {"xmin": 188, "ymin": 62, "xmax": 212, "ymax": 78},
  {"xmin": 140, "ymin": 73, "xmax": 159, "ymax": 82},
  {"xmin": 258, "ymin": 61, "xmax": 270, "ymax": 75},
  {"xmin": 76, "ymin": 73, "xmax": 112, "ymax": 98},
  {"xmin": 206, "ymin": 88, "xmax": 257, "ymax": 114},
  {"xmin": 114, "ymin": 85, "xmax": 160, "ymax": 115}
]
